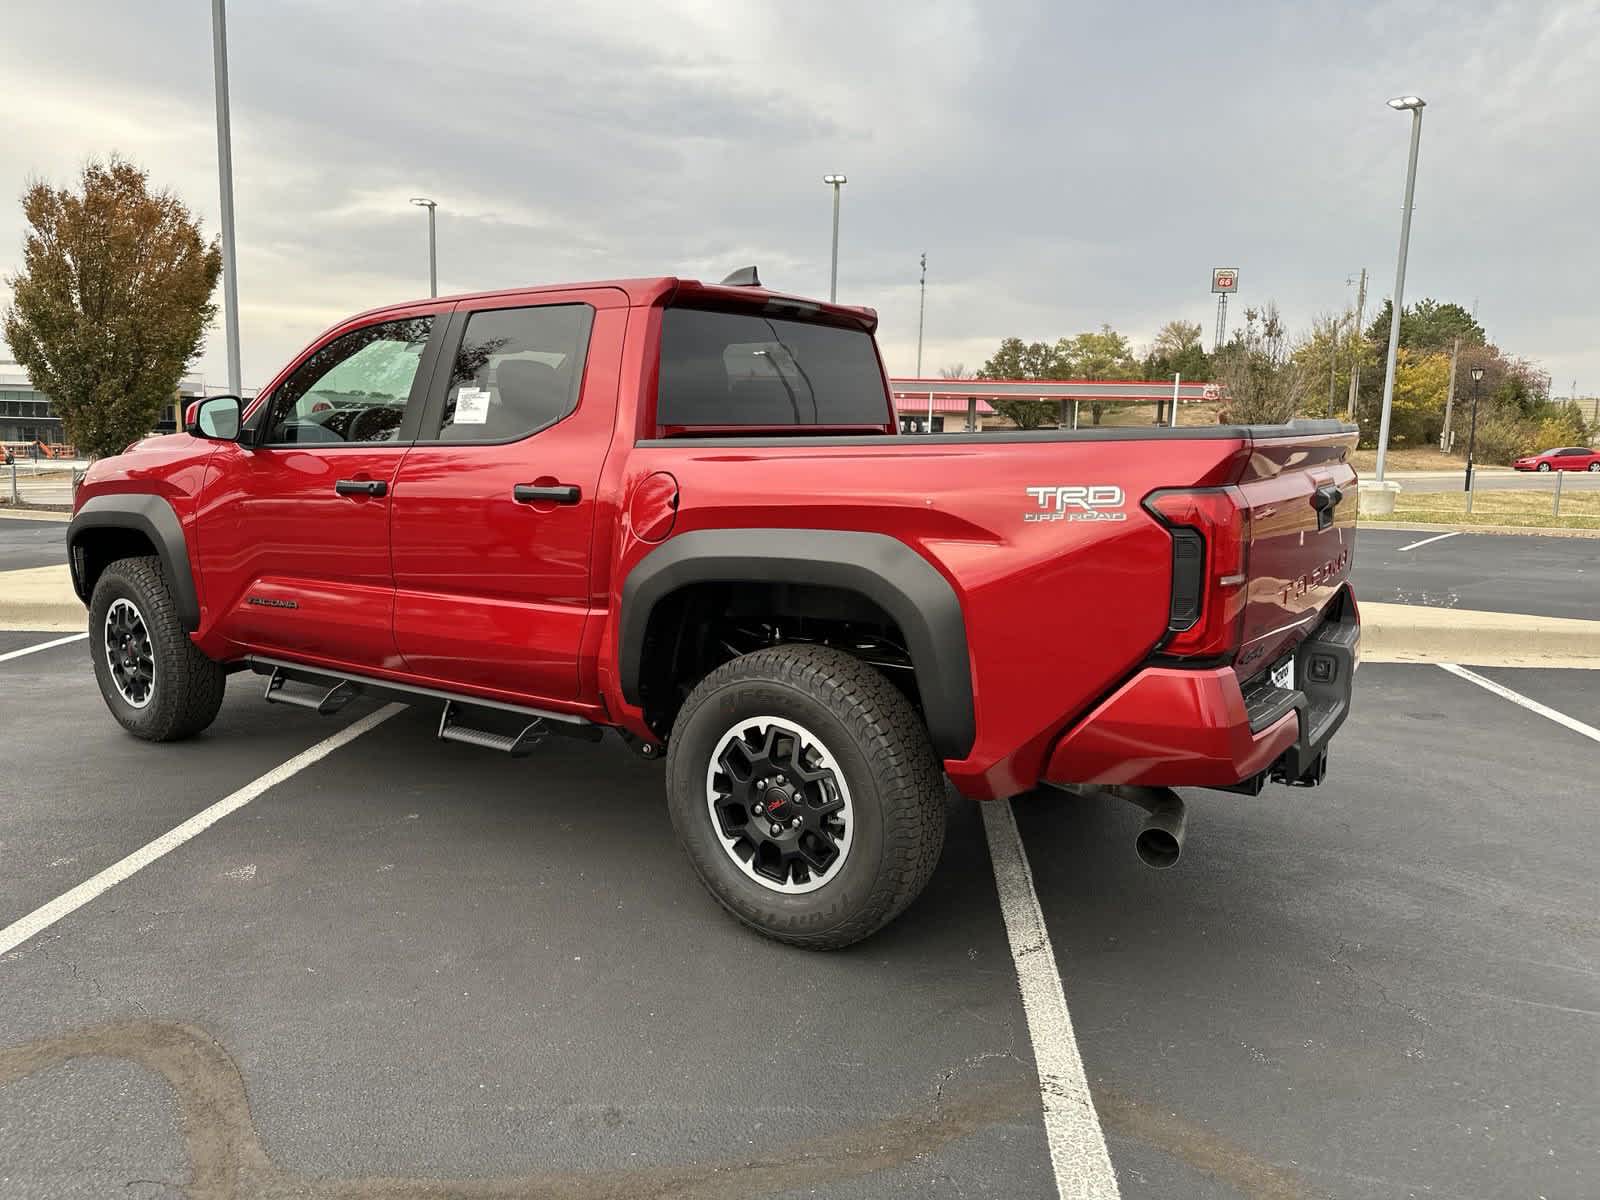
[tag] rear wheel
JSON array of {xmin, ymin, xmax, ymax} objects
[
  {"xmin": 665, "ymin": 644, "xmax": 946, "ymax": 949},
  {"xmin": 89, "ymin": 556, "xmax": 226, "ymax": 741},
  {"xmin": 1588, "ymin": 462, "xmax": 1599, "ymax": 472}
]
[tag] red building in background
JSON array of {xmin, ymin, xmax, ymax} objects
[{"xmin": 889, "ymin": 377, "xmax": 1220, "ymax": 433}]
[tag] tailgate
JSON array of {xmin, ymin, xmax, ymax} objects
[{"xmin": 1234, "ymin": 427, "xmax": 1358, "ymax": 682}]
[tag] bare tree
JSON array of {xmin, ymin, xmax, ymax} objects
[
  {"xmin": 939, "ymin": 363, "xmax": 973, "ymax": 379},
  {"xmin": 1214, "ymin": 304, "xmax": 1308, "ymax": 424}
]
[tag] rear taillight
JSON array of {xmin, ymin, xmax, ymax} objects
[{"xmin": 1144, "ymin": 487, "xmax": 1251, "ymax": 658}]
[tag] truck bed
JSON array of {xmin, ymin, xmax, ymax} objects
[{"xmin": 623, "ymin": 419, "xmax": 1358, "ymax": 798}]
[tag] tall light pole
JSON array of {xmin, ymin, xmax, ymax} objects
[
  {"xmin": 823, "ymin": 174, "xmax": 846, "ymax": 302},
  {"xmin": 210, "ymin": 0, "xmax": 242, "ymax": 396},
  {"xmin": 410, "ymin": 198, "xmax": 438, "ymax": 297},
  {"xmin": 1374, "ymin": 95, "xmax": 1426, "ymax": 483},
  {"xmin": 916, "ymin": 252, "xmax": 927, "ymax": 377}
]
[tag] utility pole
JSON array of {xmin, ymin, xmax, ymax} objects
[
  {"xmin": 1326, "ymin": 314, "xmax": 1342, "ymax": 417},
  {"xmin": 210, "ymin": 0, "xmax": 242, "ymax": 396},
  {"xmin": 916, "ymin": 252, "xmax": 927, "ymax": 377},
  {"xmin": 1440, "ymin": 336, "xmax": 1460, "ymax": 451},
  {"xmin": 1345, "ymin": 267, "xmax": 1367, "ymax": 418}
]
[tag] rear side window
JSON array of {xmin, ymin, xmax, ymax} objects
[
  {"xmin": 656, "ymin": 308, "xmax": 889, "ymax": 428},
  {"xmin": 435, "ymin": 303, "xmax": 594, "ymax": 442}
]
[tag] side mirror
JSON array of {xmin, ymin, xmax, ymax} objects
[{"xmin": 191, "ymin": 395, "xmax": 242, "ymax": 441}]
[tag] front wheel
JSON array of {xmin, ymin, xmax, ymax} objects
[
  {"xmin": 1538, "ymin": 462, "xmax": 1552, "ymax": 471},
  {"xmin": 665, "ymin": 644, "xmax": 946, "ymax": 949},
  {"xmin": 89, "ymin": 556, "xmax": 226, "ymax": 741}
]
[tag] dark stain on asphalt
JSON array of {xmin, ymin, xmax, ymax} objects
[{"xmin": 0, "ymin": 1020, "xmax": 1315, "ymax": 1198}]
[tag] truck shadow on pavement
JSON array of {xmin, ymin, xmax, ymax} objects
[{"xmin": 0, "ymin": 1019, "xmax": 1314, "ymax": 1199}]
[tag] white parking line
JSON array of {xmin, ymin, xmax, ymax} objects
[
  {"xmin": 982, "ymin": 798, "xmax": 1120, "ymax": 1199},
  {"xmin": 1439, "ymin": 664, "xmax": 1600, "ymax": 744},
  {"xmin": 0, "ymin": 702, "xmax": 404, "ymax": 959},
  {"xmin": 0, "ymin": 632, "xmax": 88, "ymax": 664},
  {"xmin": 1395, "ymin": 531, "xmax": 1461, "ymax": 552}
]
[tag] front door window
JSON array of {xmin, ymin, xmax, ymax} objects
[{"xmin": 259, "ymin": 316, "xmax": 434, "ymax": 445}]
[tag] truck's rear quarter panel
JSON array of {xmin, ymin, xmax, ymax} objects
[{"xmin": 614, "ymin": 431, "xmax": 1271, "ymax": 798}]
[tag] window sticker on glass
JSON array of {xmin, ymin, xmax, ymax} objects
[{"xmin": 453, "ymin": 387, "xmax": 491, "ymax": 425}]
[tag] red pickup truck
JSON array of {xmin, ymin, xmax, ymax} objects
[{"xmin": 68, "ymin": 272, "xmax": 1359, "ymax": 948}]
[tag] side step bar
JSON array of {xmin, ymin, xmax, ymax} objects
[
  {"xmin": 438, "ymin": 700, "xmax": 547, "ymax": 757},
  {"xmin": 245, "ymin": 656, "xmax": 598, "ymax": 754},
  {"xmin": 263, "ymin": 667, "xmax": 361, "ymax": 715}
]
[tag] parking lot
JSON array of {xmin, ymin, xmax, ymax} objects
[
  {"xmin": 2, "ymin": 620, "xmax": 1595, "ymax": 1197},
  {"xmin": 1351, "ymin": 525, "xmax": 1597, "ymax": 619}
]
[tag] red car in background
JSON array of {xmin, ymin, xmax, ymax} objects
[{"xmin": 1513, "ymin": 446, "xmax": 1600, "ymax": 471}]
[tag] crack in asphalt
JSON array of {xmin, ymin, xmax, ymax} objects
[{"xmin": 0, "ymin": 1019, "xmax": 1318, "ymax": 1199}]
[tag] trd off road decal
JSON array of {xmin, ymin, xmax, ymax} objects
[{"xmin": 1023, "ymin": 485, "xmax": 1127, "ymax": 523}]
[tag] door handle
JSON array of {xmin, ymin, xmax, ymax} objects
[
  {"xmin": 335, "ymin": 479, "xmax": 387, "ymax": 497},
  {"xmin": 513, "ymin": 484, "xmax": 580, "ymax": 505},
  {"xmin": 1310, "ymin": 483, "xmax": 1343, "ymax": 530}
]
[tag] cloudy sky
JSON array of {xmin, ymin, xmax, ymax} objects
[{"xmin": 1, "ymin": 0, "xmax": 1596, "ymax": 395}]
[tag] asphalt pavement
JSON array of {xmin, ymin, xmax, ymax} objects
[
  {"xmin": 1352, "ymin": 526, "xmax": 1598, "ymax": 620},
  {"xmin": 1, "ymin": 635, "xmax": 1596, "ymax": 1199},
  {"xmin": 0, "ymin": 518, "xmax": 67, "ymax": 572}
]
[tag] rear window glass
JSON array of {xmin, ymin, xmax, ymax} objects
[{"xmin": 657, "ymin": 307, "xmax": 889, "ymax": 428}]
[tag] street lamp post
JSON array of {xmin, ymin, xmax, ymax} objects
[
  {"xmin": 823, "ymin": 175, "xmax": 847, "ymax": 302},
  {"xmin": 410, "ymin": 198, "xmax": 438, "ymax": 297},
  {"xmin": 1464, "ymin": 365, "xmax": 1485, "ymax": 509},
  {"xmin": 210, "ymin": 0, "xmax": 242, "ymax": 396},
  {"xmin": 1374, "ymin": 95, "xmax": 1426, "ymax": 484}
]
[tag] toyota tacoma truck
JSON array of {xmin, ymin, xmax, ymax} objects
[{"xmin": 68, "ymin": 271, "xmax": 1359, "ymax": 948}]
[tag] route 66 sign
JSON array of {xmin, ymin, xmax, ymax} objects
[{"xmin": 1211, "ymin": 268, "xmax": 1239, "ymax": 293}]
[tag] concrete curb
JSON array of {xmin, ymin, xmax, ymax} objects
[
  {"xmin": 1358, "ymin": 520, "xmax": 1600, "ymax": 539},
  {"xmin": 4, "ymin": 566, "xmax": 1598, "ymax": 668},
  {"xmin": 0, "ymin": 507, "xmax": 72, "ymax": 523},
  {"xmin": 0, "ymin": 565, "xmax": 85, "ymax": 632},
  {"xmin": 1360, "ymin": 602, "xmax": 1600, "ymax": 668}
]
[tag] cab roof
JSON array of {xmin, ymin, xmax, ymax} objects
[{"xmin": 353, "ymin": 276, "xmax": 879, "ymax": 333}]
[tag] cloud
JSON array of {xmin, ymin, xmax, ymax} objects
[{"xmin": 0, "ymin": 0, "xmax": 1596, "ymax": 395}]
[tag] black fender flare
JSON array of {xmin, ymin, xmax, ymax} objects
[
  {"xmin": 619, "ymin": 529, "xmax": 975, "ymax": 760},
  {"xmin": 67, "ymin": 494, "xmax": 201, "ymax": 630}
]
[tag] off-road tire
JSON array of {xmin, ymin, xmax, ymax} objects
[
  {"xmin": 89, "ymin": 556, "xmax": 226, "ymax": 741},
  {"xmin": 665, "ymin": 644, "xmax": 946, "ymax": 949}
]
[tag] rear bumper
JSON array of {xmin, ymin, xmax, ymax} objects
[{"xmin": 1044, "ymin": 586, "xmax": 1359, "ymax": 790}]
